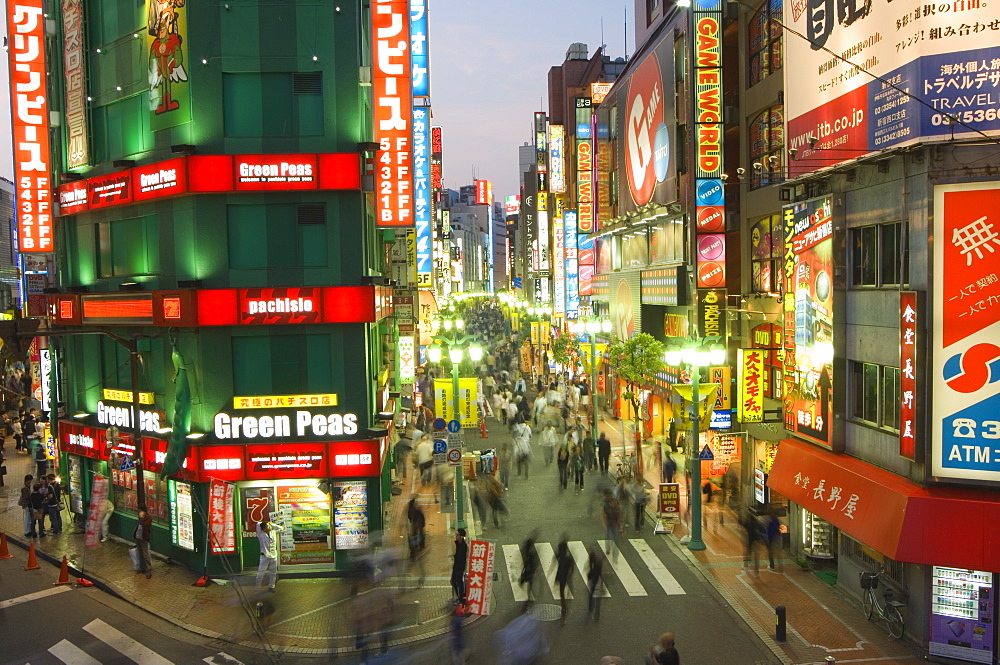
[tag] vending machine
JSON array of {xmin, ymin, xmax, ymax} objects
[{"xmin": 929, "ymin": 566, "xmax": 995, "ymax": 664}]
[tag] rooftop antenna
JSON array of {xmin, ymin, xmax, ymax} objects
[
  {"xmin": 624, "ymin": 5, "xmax": 628, "ymax": 60},
  {"xmin": 601, "ymin": 17, "xmax": 605, "ymax": 52}
]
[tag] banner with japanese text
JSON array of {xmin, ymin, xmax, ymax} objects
[
  {"xmin": 434, "ymin": 378, "xmax": 479, "ymax": 428},
  {"xmin": 84, "ymin": 475, "xmax": 109, "ymax": 550},
  {"xmin": 739, "ymin": 348, "xmax": 765, "ymax": 423},
  {"xmin": 464, "ymin": 539, "xmax": 495, "ymax": 615},
  {"xmin": 209, "ymin": 478, "xmax": 236, "ymax": 554}
]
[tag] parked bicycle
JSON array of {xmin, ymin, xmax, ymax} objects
[{"xmin": 860, "ymin": 567, "xmax": 905, "ymax": 639}]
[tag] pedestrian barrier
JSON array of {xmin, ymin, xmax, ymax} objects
[
  {"xmin": 24, "ymin": 541, "xmax": 40, "ymax": 570},
  {"xmin": 0, "ymin": 532, "xmax": 12, "ymax": 559},
  {"xmin": 54, "ymin": 555, "xmax": 71, "ymax": 585}
]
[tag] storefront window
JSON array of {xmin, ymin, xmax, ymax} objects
[
  {"xmin": 750, "ymin": 215, "xmax": 783, "ymax": 294},
  {"xmin": 802, "ymin": 510, "xmax": 835, "ymax": 559},
  {"xmin": 68, "ymin": 456, "xmax": 84, "ymax": 515},
  {"xmin": 111, "ymin": 467, "xmax": 168, "ymax": 526},
  {"xmin": 621, "ymin": 229, "xmax": 649, "ymax": 268},
  {"xmin": 650, "ymin": 217, "xmax": 684, "ymax": 264},
  {"xmin": 748, "ymin": 0, "xmax": 783, "ymax": 86}
]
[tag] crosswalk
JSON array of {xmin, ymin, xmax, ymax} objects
[
  {"xmin": 500, "ymin": 538, "xmax": 685, "ymax": 601},
  {"xmin": 27, "ymin": 618, "xmax": 244, "ymax": 665}
]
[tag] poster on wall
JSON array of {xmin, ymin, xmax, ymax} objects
[
  {"xmin": 275, "ymin": 485, "xmax": 333, "ymax": 564},
  {"xmin": 333, "ymin": 480, "xmax": 369, "ymax": 549},
  {"xmin": 608, "ymin": 273, "xmax": 641, "ymax": 340},
  {"xmin": 783, "ymin": 196, "xmax": 834, "ymax": 447},
  {"xmin": 932, "ymin": 183, "xmax": 1000, "ymax": 483},
  {"xmin": 84, "ymin": 475, "xmax": 108, "ymax": 550},
  {"xmin": 208, "ymin": 478, "xmax": 236, "ymax": 554},
  {"xmin": 169, "ymin": 479, "xmax": 195, "ymax": 551},
  {"xmin": 146, "ymin": 0, "xmax": 191, "ymax": 130}
]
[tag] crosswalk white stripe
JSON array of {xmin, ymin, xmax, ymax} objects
[
  {"xmin": 567, "ymin": 541, "xmax": 609, "ymax": 597},
  {"xmin": 598, "ymin": 539, "xmax": 647, "ymax": 596},
  {"xmin": 533, "ymin": 542, "xmax": 573, "ymax": 600},
  {"xmin": 628, "ymin": 539, "xmax": 685, "ymax": 595},
  {"xmin": 502, "ymin": 544, "xmax": 529, "ymax": 602},
  {"xmin": 48, "ymin": 639, "xmax": 101, "ymax": 665},
  {"xmin": 82, "ymin": 619, "xmax": 174, "ymax": 665},
  {"xmin": 0, "ymin": 586, "xmax": 71, "ymax": 610}
]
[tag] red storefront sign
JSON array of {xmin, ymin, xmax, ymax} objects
[
  {"xmin": 464, "ymin": 540, "xmax": 496, "ymax": 615},
  {"xmin": 199, "ymin": 440, "xmax": 385, "ymax": 483},
  {"xmin": 88, "ymin": 171, "xmax": 132, "ymax": 209},
  {"xmin": 208, "ymin": 478, "xmax": 237, "ymax": 554},
  {"xmin": 60, "ymin": 422, "xmax": 106, "ymax": 458},
  {"xmin": 245, "ymin": 443, "xmax": 328, "ymax": 480},
  {"xmin": 9, "ymin": 0, "xmax": 54, "ymax": 252},
  {"xmin": 329, "ymin": 440, "xmax": 382, "ymax": 476},
  {"xmin": 58, "ymin": 178, "xmax": 89, "ymax": 215},
  {"xmin": 239, "ymin": 287, "xmax": 322, "ymax": 325},
  {"xmin": 900, "ymin": 292, "xmax": 917, "ymax": 460},
  {"xmin": 133, "ymin": 157, "xmax": 188, "ymax": 201},
  {"xmin": 235, "ymin": 154, "xmax": 317, "ymax": 190},
  {"xmin": 659, "ymin": 483, "xmax": 680, "ymax": 514},
  {"xmin": 143, "ymin": 437, "xmax": 199, "ymax": 481},
  {"xmin": 198, "ymin": 445, "xmax": 246, "ymax": 482}
]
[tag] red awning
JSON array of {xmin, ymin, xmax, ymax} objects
[{"xmin": 768, "ymin": 439, "xmax": 1000, "ymax": 572}]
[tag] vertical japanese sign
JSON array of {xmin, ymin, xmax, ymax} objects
[
  {"xmin": 409, "ymin": 0, "xmax": 429, "ymax": 97},
  {"xmin": 208, "ymin": 478, "xmax": 236, "ymax": 554},
  {"xmin": 549, "ymin": 125, "xmax": 566, "ymax": 193},
  {"xmin": 9, "ymin": 0, "xmax": 54, "ymax": 253},
  {"xmin": 84, "ymin": 475, "xmax": 109, "ymax": 549},
  {"xmin": 398, "ymin": 335, "xmax": 415, "ymax": 384},
  {"xmin": 783, "ymin": 196, "xmax": 834, "ymax": 447},
  {"xmin": 475, "ymin": 179, "xmax": 490, "ymax": 205},
  {"xmin": 431, "ymin": 126, "xmax": 443, "ymax": 189},
  {"xmin": 553, "ymin": 213, "xmax": 565, "ymax": 315},
  {"xmin": 932, "ymin": 183, "xmax": 1000, "ymax": 483},
  {"xmin": 433, "ymin": 378, "xmax": 478, "ymax": 427},
  {"xmin": 169, "ymin": 479, "xmax": 195, "ymax": 551},
  {"xmin": 739, "ymin": 348, "xmax": 765, "ymax": 423},
  {"xmin": 899, "ymin": 292, "xmax": 917, "ymax": 460},
  {"xmin": 146, "ymin": 0, "xmax": 190, "ymax": 130},
  {"xmin": 62, "ymin": 0, "xmax": 89, "ymax": 168},
  {"xmin": 576, "ymin": 97, "xmax": 595, "ymax": 233},
  {"xmin": 565, "ymin": 210, "xmax": 580, "ymax": 319},
  {"xmin": 464, "ymin": 540, "xmax": 496, "ymax": 615},
  {"xmin": 658, "ymin": 483, "xmax": 680, "ymax": 514},
  {"xmin": 373, "ymin": 0, "xmax": 412, "ymax": 227},
  {"xmin": 413, "ymin": 108, "xmax": 432, "ymax": 284}
]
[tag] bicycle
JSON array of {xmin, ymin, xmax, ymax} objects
[{"xmin": 860, "ymin": 567, "xmax": 905, "ymax": 639}]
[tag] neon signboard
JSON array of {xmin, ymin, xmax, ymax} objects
[{"xmin": 373, "ymin": 0, "xmax": 413, "ymax": 227}]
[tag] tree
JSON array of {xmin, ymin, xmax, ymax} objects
[
  {"xmin": 550, "ymin": 332, "xmax": 581, "ymax": 373},
  {"xmin": 607, "ymin": 333, "xmax": 664, "ymax": 471}
]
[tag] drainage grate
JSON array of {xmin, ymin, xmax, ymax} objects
[{"xmin": 526, "ymin": 603, "xmax": 562, "ymax": 622}]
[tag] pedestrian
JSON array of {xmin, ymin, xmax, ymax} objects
[
  {"xmin": 556, "ymin": 439, "xmax": 571, "ymax": 491},
  {"xmin": 101, "ymin": 498, "xmax": 115, "ymax": 542},
  {"xmin": 702, "ymin": 480, "xmax": 714, "ymax": 505},
  {"xmin": 586, "ymin": 546, "xmax": 604, "ymax": 621},
  {"xmin": 597, "ymin": 431, "xmax": 611, "ymax": 475},
  {"xmin": 582, "ymin": 433, "xmax": 596, "ymax": 472},
  {"xmin": 498, "ymin": 442, "xmax": 512, "ymax": 490},
  {"xmin": 765, "ymin": 509, "xmax": 783, "ymax": 571},
  {"xmin": 571, "ymin": 444, "xmax": 585, "ymax": 494},
  {"xmin": 415, "ymin": 435, "xmax": 434, "ymax": 485},
  {"xmin": 394, "ymin": 427, "xmax": 414, "ymax": 479},
  {"xmin": 539, "ymin": 423, "xmax": 557, "ymax": 466},
  {"xmin": 601, "ymin": 491, "xmax": 622, "ymax": 562},
  {"xmin": 552, "ymin": 538, "xmax": 574, "ymax": 625},
  {"xmin": 483, "ymin": 473, "xmax": 507, "ymax": 528},
  {"xmin": 406, "ymin": 496, "xmax": 427, "ymax": 587},
  {"xmin": 45, "ymin": 474, "xmax": 63, "ymax": 535},
  {"xmin": 506, "ymin": 396, "xmax": 519, "ymax": 425},
  {"xmin": 255, "ymin": 518, "xmax": 283, "ymax": 590},
  {"xmin": 438, "ymin": 462, "xmax": 455, "ymax": 507},
  {"xmin": 519, "ymin": 532, "xmax": 540, "ymax": 610},
  {"xmin": 648, "ymin": 632, "xmax": 680, "ymax": 665},
  {"xmin": 512, "ymin": 420, "xmax": 532, "ymax": 478},
  {"xmin": 12, "ymin": 416, "xmax": 23, "ymax": 452},
  {"xmin": 740, "ymin": 509, "xmax": 762, "ymax": 577},
  {"xmin": 32, "ymin": 436, "xmax": 47, "ymax": 479},
  {"xmin": 451, "ymin": 528, "xmax": 468, "ymax": 604},
  {"xmin": 662, "ymin": 451, "xmax": 677, "ymax": 484},
  {"xmin": 19, "ymin": 474, "xmax": 35, "ymax": 537},
  {"xmin": 470, "ymin": 481, "xmax": 488, "ymax": 530},
  {"xmin": 631, "ymin": 479, "xmax": 649, "ymax": 534}
]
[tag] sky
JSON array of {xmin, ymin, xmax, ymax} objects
[{"xmin": 429, "ymin": 0, "xmax": 631, "ymax": 201}]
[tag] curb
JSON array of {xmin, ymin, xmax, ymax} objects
[{"xmin": 4, "ymin": 532, "xmax": 123, "ymax": 600}]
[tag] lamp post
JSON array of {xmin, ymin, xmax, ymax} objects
[
  {"xmin": 427, "ymin": 318, "xmax": 483, "ymax": 531},
  {"xmin": 570, "ymin": 317, "xmax": 612, "ymax": 445},
  {"xmin": 663, "ymin": 339, "xmax": 726, "ymax": 551}
]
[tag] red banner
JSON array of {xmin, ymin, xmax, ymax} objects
[
  {"xmin": 900, "ymin": 292, "xmax": 917, "ymax": 460},
  {"xmin": 208, "ymin": 479, "xmax": 236, "ymax": 554},
  {"xmin": 84, "ymin": 476, "xmax": 108, "ymax": 550},
  {"xmin": 464, "ymin": 540, "xmax": 496, "ymax": 615}
]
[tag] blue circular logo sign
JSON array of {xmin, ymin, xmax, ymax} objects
[
  {"xmin": 695, "ymin": 0, "xmax": 721, "ymax": 8},
  {"xmin": 696, "ymin": 179, "xmax": 725, "ymax": 206},
  {"xmin": 596, "ymin": 122, "xmax": 610, "ymax": 140},
  {"xmin": 577, "ymin": 122, "xmax": 592, "ymax": 139},
  {"xmin": 653, "ymin": 123, "xmax": 671, "ymax": 183}
]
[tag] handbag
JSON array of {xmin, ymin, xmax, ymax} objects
[{"xmin": 128, "ymin": 546, "xmax": 143, "ymax": 572}]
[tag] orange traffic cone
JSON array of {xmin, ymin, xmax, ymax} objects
[
  {"xmin": 75, "ymin": 577, "xmax": 95, "ymax": 587},
  {"xmin": 0, "ymin": 532, "xmax": 12, "ymax": 559},
  {"xmin": 54, "ymin": 555, "xmax": 71, "ymax": 585},
  {"xmin": 24, "ymin": 542, "xmax": 40, "ymax": 571},
  {"xmin": 480, "ymin": 418, "xmax": 488, "ymax": 438}
]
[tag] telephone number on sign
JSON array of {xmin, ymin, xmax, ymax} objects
[{"xmin": 931, "ymin": 108, "xmax": 1000, "ymax": 125}]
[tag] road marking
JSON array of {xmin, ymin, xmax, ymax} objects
[
  {"xmin": 0, "ymin": 585, "xmax": 72, "ymax": 610},
  {"xmin": 598, "ymin": 540, "xmax": 647, "ymax": 596},
  {"xmin": 83, "ymin": 618, "xmax": 174, "ymax": 665},
  {"xmin": 533, "ymin": 542, "xmax": 573, "ymax": 600},
  {"xmin": 48, "ymin": 639, "xmax": 101, "ymax": 665},
  {"xmin": 203, "ymin": 653, "xmax": 246, "ymax": 665},
  {"xmin": 502, "ymin": 544, "xmax": 529, "ymax": 602},
  {"xmin": 628, "ymin": 539, "xmax": 685, "ymax": 595},
  {"xmin": 567, "ymin": 540, "xmax": 609, "ymax": 597}
]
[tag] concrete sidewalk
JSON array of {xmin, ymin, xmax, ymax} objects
[
  {"xmin": 0, "ymin": 439, "xmax": 488, "ymax": 655},
  {"xmin": 595, "ymin": 412, "xmax": 924, "ymax": 665}
]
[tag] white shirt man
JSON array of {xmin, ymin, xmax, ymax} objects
[{"xmin": 256, "ymin": 520, "xmax": 284, "ymax": 592}]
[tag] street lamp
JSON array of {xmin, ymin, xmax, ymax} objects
[
  {"xmin": 427, "ymin": 320, "xmax": 483, "ymax": 531},
  {"xmin": 569, "ymin": 317, "xmax": 612, "ymax": 446},
  {"xmin": 663, "ymin": 339, "xmax": 726, "ymax": 551}
]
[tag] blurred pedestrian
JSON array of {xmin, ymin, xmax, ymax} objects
[
  {"xmin": 135, "ymin": 503, "xmax": 155, "ymax": 579},
  {"xmin": 648, "ymin": 632, "xmax": 679, "ymax": 665},
  {"xmin": 451, "ymin": 528, "xmax": 468, "ymax": 604},
  {"xmin": 19, "ymin": 474, "xmax": 34, "ymax": 537},
  {"xmin": 571, "ymin": 444, "xmax": 585, "ymax": 494},
  {"xmin": 101, "ymin": 498, "xmax": 114, "ymax": 542},
  {"xmin": 498, "ymin": 442, "xmax": 512, "ymax": 490},
  {"xmin": 597, "ymin": 432, "xmax": 611, "ymax": 475},
  {"xmin": 586, "ymin": 546, "xmax": 605, "ymax": 622},
  {"xmin": 741, "ymin": 509, "xmax": 762, "ymax": 577},
  {"xmin": 765, "ymin": 509, "xmax": 783, "ymax": 571},
  {"xmin": 552, "ymin": 538, "xmax": 574, "ymax": 625},
  {"xmin": 582, "ymin": 433, "xmax": 596, "ymax": 472},
  {"xmin": 662, "ymin": 451, "xmax": 677, "ymax": 484},
  {"xmin": 519, "ymin": 532, "xmax": 540, "ymax": 610},
  {"xmin": 45, "ymin": 474, "xmax": 63, "ymax": 535},
  {"xmin": 512, "ymin": 420, "xmax": 532, "ymax": 478},
  {"xmin": 29, "ymin": 481, "xmax": 46, "ymax": 538},
  {"xmin": 483, "ymin": 473, "xmax": 508, "ymax": 528},
  {"xmin": 539, "ymin": 423, "xmax": 557, "ymax": 466},
  {"xmin": 556, "ymin": 439, "xmax": 571, "ymax": 491},
  {"xmin": 631, "ymin": 479, "xmax": 649, "ymax": 534},
  {"xmin": 415, "ymin": 435, "xmax": 434, "ymax": 485},
  {"xmin": 601, "ymin": 491, "xmax": 622, "ymax": 562}
]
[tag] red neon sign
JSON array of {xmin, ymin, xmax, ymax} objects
[
  {"xmin": 239, "ymin": 287, "xmax": 322, "ymax": 325},
  {"xmin": 373, "ymin": 0, "xmax": 413, "ymax": 227},
  {"xmin": 133, "ymin": 157, "xmax": 188, "ymax": 201},
  {"xmin": 235, "ymin": 154, "xmax": 317, "ymax": 191},
  {"xmin": 900, "ymin": 292, "xmax": 917, "ymax": 460}
]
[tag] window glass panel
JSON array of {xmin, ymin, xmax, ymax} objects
[
  {"xmin": 228, "ymin": 205, "xmax": 268, "ymax": 268},
  {"xmin": 882, "ymin": 366, "xmax": 900, "ymax": 431},
  {"xmin": 851, "ymin": 361, "xmax": 864, "ymax": 420},
  {"xmin": 880, "ymin": 222, "xmax": 901, "ymax": 286},
  {"xmin": 223, "ymin": 73, "xmax": 263, "ymax": 138},
  {"xmin": 232, "ymin": 336, "xmax": 272, "ymax": 394},
  {"xmin": 863, "ymin": 362, "xmax": 879, "ymax": 423}
]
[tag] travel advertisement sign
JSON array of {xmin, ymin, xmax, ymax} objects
[
  {"xmin": 783, "ymin": 196, "xmax": 834, "ymax": 448},
  {"xmin": 932, "ymin": 183, "xmax": 1000, "ymax": 483}
]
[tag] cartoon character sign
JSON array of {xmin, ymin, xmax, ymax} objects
[{"xmin": 146, "ymin": 0, "xmax": 190, "ymax": 129}]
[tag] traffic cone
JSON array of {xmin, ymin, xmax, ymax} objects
[
  {"xmin": 54, "ymin": 555, "xmax": 70, "ymax": 585},
  {"xmin": 75, "ymin": 577, "xmax": 95, "ymax": 587},
  {"xmin": 0, "ymin": 532, "xmax": 12, "ymax": 559},
  {"xmin": 24, "ymin": 542, "xmax": 40, "ymax": 570},
  {"xmin": 480, "ymin": 418, "xmax": 488, "ymax": 438}
]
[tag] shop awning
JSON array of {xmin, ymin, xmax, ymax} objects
[{"xmin": 768, "ymin": 439, "xmax": 1000, "ymax": 572}]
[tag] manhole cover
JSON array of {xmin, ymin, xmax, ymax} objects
[{"xmin": 526, "ymin": 603, "xmax": 562, "ymax": 622}]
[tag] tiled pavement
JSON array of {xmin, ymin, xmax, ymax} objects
[{"xmin": 597, "ymin": 413, "xmax": 925, "ymax": 665}]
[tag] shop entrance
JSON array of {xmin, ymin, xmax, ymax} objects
[{"xmin": 239, "ymin": 481, "xmax": 334, "ymax": 570}]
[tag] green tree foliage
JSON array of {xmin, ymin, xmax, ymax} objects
[
  {"xmin": 551, "ymin": 333, "xmax": 581, "ymax": 370},
  {"xmin": 607, "ymin": 333, "xmax": 665, "ymax": 443}
]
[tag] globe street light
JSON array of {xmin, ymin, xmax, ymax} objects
[
  {"xmin": 427, "ymin": 319, "xmax": 483, "ymax": 531},
  {"xmin": 663, "ymin": 339, "xmax": 726, "ymax": 551}
]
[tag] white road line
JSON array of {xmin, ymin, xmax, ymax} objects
[
  {"xmin": 598, "ymin": 539, "xmax": 647, "ymax": 596},
  {"xmin": 502, "ymin": 544, "xmax": 529, "ymax": 602},
  {"xmin": 0, "ymin": 585, "xmax": 72, "ymax": 610},
  {"xmin": 203, "ymin": 653, "xmax": 246, "ymax": 665},
  {"xmin": 628, "ymin": 538, "xmax": 685, "ymax": 595},
  {"xmin": 567, "ymin": 541, "xmax": 609, "ymax": 597},
  {"xmin": 48, "ymin": 639, "xmax": 101, "ymax": 665},
  {"xmin": 534, "ymin": 542, "xmax": 573, "ymax": 600},
  {"xmin": 83, "ymin": 619, "xmax": 174, "ymax": 665}
]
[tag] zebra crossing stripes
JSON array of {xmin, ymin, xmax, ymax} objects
[
  {"xmin": 82, "ymin": 618, "xmax": 174, "ymax": 665},
  {"xmin": 628, "ymin": 539, "xmax": 685, "ymax": 595},
  {"xmin": 502, "ymin": 544, "xmax": 530, "ymax": 602},
  {"xmin": 533, "ymin": 542, "xmax": 574, "ymax": 599},
  {"xmin": 566, "ymin": 540, "xmax": 609, "ymax": 597},
  {"xmin": 48, "ymin": 640, "xmax": 101, "ymax": 665},
  {"xmin": 597, "ymin": 540, "xmax": 648, "ymax": 596}
]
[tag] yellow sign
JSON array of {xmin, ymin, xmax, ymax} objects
[
  {"xmin": 530, "ymin": 321, "xmax": 539, "ymax": 346},
  {"xmin": 708, "ymin": 366, "xmax": 732, "ymax": 410},
  {"xmin": 233, "ymin": 394, "xmax": 339, "ymax": 409},
  {"xmin": 433, "ymin": 378, "xmax": 479, "ymax": 428},
  {"xmin": 671, "ymin": 383, "xmax": 719, "ymax": 429},
  {"xmin": 103, "ymin": 389, "xmax": 155, "ymax": 405},
  {"xmin": 738, "ymin": 348, "xmax": 765, "ymax": 423}
]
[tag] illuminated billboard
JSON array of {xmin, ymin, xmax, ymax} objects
[
  {"xmin": 409, "ymin": 0, "xmax": 429, "ymax": 97},
  {"xmin": 565, "ymin": 210, "xmax": 579, "ymax": 319},
  {"xmin": 932, "ymin": 183, "xmax": 1000, "ymax": 483},
  {"xmin": 475, "ymin": 179, "xmax": 492, "ymax": 205},
  {"xmin": 373, "ymin": 0, "xmax": 412, "ymax": 227},
  {"xmin": 62, "ymin": 0, "xmax": 89, "ymax": 168},
  {"xmin": 782, "ymin": 196, "xmax": 834, "ymax": 448},
  {"xmin": 549, "ymin": 125, "xmax": 566, "ymax": 193},
  {"xmin": 505, "ymin": 195, "xmax": 520, "ymax": 215},
  {"xmin": 413, "ymin": 109, "xmax": 432, "ymax": 286},
  {"xmin": 784, "ymin": 0, "xmax": 1000, "ymax": 175}
]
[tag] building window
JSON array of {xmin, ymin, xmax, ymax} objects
[
  {"xmin": 748, "ymin": 106, "xmax": 784, "ymax": 190},
  {"xmin": 232, "ymin": 334, "xmax": 334, "ymax": 395},
  {"xmin": 96, "ymin": 216, "xmax": 160, "ymax": 278},
  {"xmin": 748, "ymin": 0, "xmax": 783, "ymax": 86},
  {"xmin": 750, "ymin": 214, "xmax": 783, "ymax": 293},
  {"xmin": 851, "ymin": 222, "xmax": 903, "ymax": 287},
  {"xmin": 223, "ymin": 72, "xmax": 324, "ymax": 138},
  {"xmin": 842, "ymin": 535, "xmax": 907, "ymax": 599},
  {"xmin": 849, "ymin": 360, "xmax": 900, "ymax": 432},
  {"xmin": 228, "ymin": 203, "xmax": 328, "ymax": 269}
]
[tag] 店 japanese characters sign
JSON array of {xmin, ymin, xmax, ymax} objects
[
  {"xmin": 739, "ymin": 348, "xmax": 765, "ymax": 423},
  {"xmin": 208, "ymin": 479, "xmax": 236, "ymax": 554},
  {"xmin": 9, "ymin": 0, "xmax": 54, "ymax": 252},
  {"xmin": 373, "ymin": 0, "xmax": 413, "ymax": 227},
  {"xmin": 899, "ymin": 292, "xmax": 917, "ymax": 460},
  {"xmin": 464, "ymin": 540, "xmax": 496, "ymax": 615},
  {"xmin": 933, "ymin": 183, "xmax": 1000, "ymax": 483}
]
